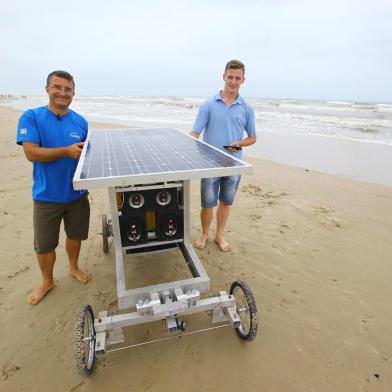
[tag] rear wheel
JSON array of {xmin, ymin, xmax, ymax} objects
[
  {"xmin": 74, "ymin": 304, "xmax": 96, "ymax": 376},
  {"xmin": 229, "ymin": 281, "xmax": 258, "ymax": 341}
]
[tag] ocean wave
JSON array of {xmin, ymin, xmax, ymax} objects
[
  {"xmin": 358, "ymin": 127, "xmax": 379, "ymax": 133},
  {"xmin": 3, "ymin": 95, "xmax": 392, "ymax": 145}
]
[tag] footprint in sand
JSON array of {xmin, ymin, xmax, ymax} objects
[
  {"xmin": 1, "ymin": 305, "xmax": 14, "ymax": 311},
  {"xmin": 241, "ymin": 183, "xmax": 263, "ymax": 195},
  {"xmin": 360, "ymin": 316, "xmax": 373, "ymax": 334},
  {"xmin": 7, "ymin": 265, "xmax": 30, "ymax": 280},
  {"xmin": 1, "ymin": 362, "xmax": 21, "ymax": 381},
  {"xmin": 241, "ymin": 184, "xmax": 288, "ymax": 205},
  {"xmin": 279, "ymin": 223, "xmax": 290, "ymax": 234},
  {"xmin": 250, "ymin": 213, "xmax": 262, "ymax": 221},
  {"xmin": 309, "ymin": 206, "xmax": 342, "ymax": 228}
]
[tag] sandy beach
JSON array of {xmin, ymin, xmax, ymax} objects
[{"xmin": 1, "ymin": 105, "xmax": 392, "ymax": 391}]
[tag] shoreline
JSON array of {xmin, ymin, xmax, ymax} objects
[{"xmin": 3, "ymin": 105, "xmax": 392, "ymax": 188}]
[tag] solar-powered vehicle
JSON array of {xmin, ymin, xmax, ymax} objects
[{"xmin": 72, "ymin": 128, "xmax": 259, "ymax": 375}]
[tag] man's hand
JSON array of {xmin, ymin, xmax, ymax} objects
[
  {"xmin": 224, "ymin": 135, "xmax": 257, "ymax": 153},
  {"xmin": 224, "ymin": 141, "xmax": 242, "ymax": 153},
  {"xmin": 190, "ymin": 131, "xmax": 200, "ymax": 139},
  {"xmin": 67, "ymin": 142, "xmax": 85, "ymax": 159}
]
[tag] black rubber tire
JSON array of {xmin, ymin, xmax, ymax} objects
[
  {"xmin": 74, "ymin": 304, "xmax": 96, "ymax": 376},
  {"xmin": 229, "ymin": 280, "xmax": 258, "ymax": 341},
  {"xmin": 102, "ymin": 214, "xmax": 109, "ymax": 253}
]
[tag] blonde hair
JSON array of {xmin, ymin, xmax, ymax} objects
[{"xmin": 224, "ymin": 60, "xmax": 245, "ymax": 75}]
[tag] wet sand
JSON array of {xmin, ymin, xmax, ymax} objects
[{"xmin": 247, "ymin": 131, "xmax": 392, "ymax": 187}]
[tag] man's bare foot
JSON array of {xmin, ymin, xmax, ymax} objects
[
  {"xmin": 28, "ymin": 283, "xmax": 55, "ymax": 305},
  {"xmin": 214, "ymin": 237, "xmax": 230, "ymax": 252},
  {"xmin": 70, "ymin": 268, "xmax": 92, "ymax": 284},
  {"xmin": 195, "ymin": 235, "xmax": 208, "ymax": 250}
]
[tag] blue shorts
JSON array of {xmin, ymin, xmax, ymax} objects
[{"xmin": 201, "ymin": 175, "xmax": 241, "ymax": 208}]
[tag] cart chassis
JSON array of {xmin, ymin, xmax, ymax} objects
[
  {"xmin": 108, "ymin": 180, "xmax": 211, "ymax": 310},
  {"xmin": 89, "ymin": 180, "xmax": 244, "ymax": 354},
  {"xmin": 73, "ymin": 129, "xmax": 258, "ymax": 375}
]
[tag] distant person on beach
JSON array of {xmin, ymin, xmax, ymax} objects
[
  {"xmin": 16, "ymin": 70, "xmax": 91, "ymax": 305},
  {"xmin": 190, "ymin": 59, "xmax": 256, "ymax": 252}
]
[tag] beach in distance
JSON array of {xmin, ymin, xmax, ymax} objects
[{"xmin": 1, "ymin": 103, "xmax": 392, "ymax": 391}]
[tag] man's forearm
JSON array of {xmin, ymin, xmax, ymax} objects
[
  {"xmin": 24, "ymin": 146, "xmax": 69, "ymax": 162},
  {"xmin": 22, "ymin": 142, "xmax": 75, "ymax": 163},
  {"xmin": 237, "ymin": 135, "xmax": 256, "ymax": 147}
]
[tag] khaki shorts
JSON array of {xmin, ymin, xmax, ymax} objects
[{"xmin": 33, "ymin": 195, "xmax": 90, "ymax": 253}]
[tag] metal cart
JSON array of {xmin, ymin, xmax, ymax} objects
[{"xmin": 72, "ymin": 128, "xmax": 259, "ymax": 375}]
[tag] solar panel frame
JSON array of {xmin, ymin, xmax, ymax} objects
[{"xmin": 73, "ymin": 128, "xmax": 252, "ymax": 190}]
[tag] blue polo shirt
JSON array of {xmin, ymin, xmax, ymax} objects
[
  {"xmin": 192, "ymin": 92, "xmax": 256, "ymax": 158},
  {"xmin": 16, "ymin": 106, "xmax": 88, "ymax": 203}
]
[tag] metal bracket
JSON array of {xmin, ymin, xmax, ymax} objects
[
  {"xmin": 174, "ymin": 288, "xmax": 200, "ymax": 306},
  {"xmin": 136, "ymin": 292, "xmax": 161, "ymax": 315},
  {"xmin": 165, "ymin": 317, "xmax": 178, "ymax": 333},
  {"xmin": 95, "ymin": 332, "xmax": 107, "ymax": 355},
  {"xmin": 224, "ymin": 306, "xmax": 241, "ymax": 328}
]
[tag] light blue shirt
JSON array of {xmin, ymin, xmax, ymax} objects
[
  {"xmin": 16, "ymin": 106, "xmax": 88, "ymax": 203},
  {"xmin": 192, "ymin": 92, "xmax": 256, "ymax": 158}
]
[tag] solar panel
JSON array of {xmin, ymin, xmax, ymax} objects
[{"xmin": 73, "ymin": 128, "xmax": 252, "ymax": 190}]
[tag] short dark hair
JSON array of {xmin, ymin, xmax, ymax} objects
[
  {"xmin": 46, "ymin": 70, "xmax": 75, "ymax": 88},
  {"xmin": 224, "ymin": 59, "xmax": 245, "ymax": 75}
]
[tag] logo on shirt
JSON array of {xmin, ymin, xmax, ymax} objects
[
  {"xmin": 69, "ymin": 132, "xmax": 82, "ymax": 139},
  {"xmin": 20, "ymin": 128, "xmax": 27, "ymax": 135}
]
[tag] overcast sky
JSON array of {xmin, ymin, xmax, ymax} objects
[{"xmin": 1, "ymin": 0, "xmax": 391, "ymax": 102}]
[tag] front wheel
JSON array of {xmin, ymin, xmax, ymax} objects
[
  {"xmin": 229, "ymin": 281, "xmax": 258, "ymax": 341},
  {"xmin": 74, "ymin": 304, "xmax": 96, "ymax": 376}
]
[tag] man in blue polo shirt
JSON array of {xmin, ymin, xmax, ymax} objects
[
  {"xmin": 191, "ymin": 60, "xmax": 256, "ymax": 252},
  {"xmin": 17, "ymin": 70, "xmax": 91, "ymax": 304}
]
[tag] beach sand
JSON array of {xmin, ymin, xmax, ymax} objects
[{"xmin": 1, "ymin": 106, "xmax": 392, "ymax": 391}]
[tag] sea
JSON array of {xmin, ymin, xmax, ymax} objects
[{"xmin": 2, "ymin": 95, "xmax": 392, "ymax": 185}]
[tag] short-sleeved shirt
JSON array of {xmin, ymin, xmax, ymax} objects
[
  {"xmin": 16, "ymin": 106, "xmax": 88, "ymax": 203},
  {"xmin": 192, "ymin": 92, "xmax": 256, "ymax": 159}
]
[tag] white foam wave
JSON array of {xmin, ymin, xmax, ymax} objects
[{"xmin": 3, "ymin": 95, "xmax": 392, "ymax": 145}]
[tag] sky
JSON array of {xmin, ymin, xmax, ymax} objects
[{"xmin": 1, "ymin": 0, "xmax": 391, "ymax": 102}]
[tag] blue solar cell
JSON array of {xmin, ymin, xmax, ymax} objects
[{"xmin": 79, "ymin": 128, "xmax": 244, "ymax": 181}]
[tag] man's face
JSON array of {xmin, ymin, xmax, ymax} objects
[
  {"xmin": 223, "ymin": 68, "xmax": 244, "ymax": 95},
  {"xmin": 46, "ymin": 75, "xmax": 75, "ymax": 110}
]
